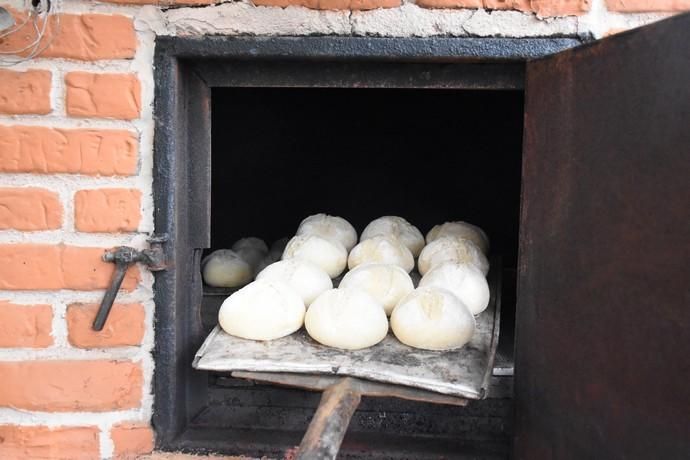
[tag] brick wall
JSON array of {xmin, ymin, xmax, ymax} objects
[{"xmin": 0, "ymin": 0, "xmax": 686, "ymax": 459}]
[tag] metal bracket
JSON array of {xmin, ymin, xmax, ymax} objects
[{"xmin": 92, "ymin": 234, "xmax": 168, "ymax": 331}]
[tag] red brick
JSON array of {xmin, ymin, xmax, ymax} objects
[
  {"xmin": 0, "ymin": 245, "xmax": 139, "ymax": 291},
  {"xmin": 0, "ymin": 361, "xmax": 143, "ymax": 412},
  {"xmin": 252, "ymin": 0, "xmax": 400, "ymax": 8},
  {"xmin": 0, "ymin": 301, "xmax": 52, "ymax": 348},
  {"xmin": 416, "ymin": 0, "xmax": 591, "ymax": 15},
  {"xmin": 0, "ymin": 11, "xmax": 136, "ymax": 61},
  {"xmin": 0, "ymin": 188, "xmax": 62, "ymax": 231},
  {"xmin": 75, "ymin": 189, "xmax": 142, "ymax": 233},
  {"xmin": 111, "ymin": 423, "xmax": 154, "ymax": 460},
  {"xmin": 0, "ymin": 126, "xmax": 138, "ymax": 176},
  {"xmin": 606, "ymin": 0, "xmax": 690, "ymax": 11},
  {"xmin": 0, "ymin": 69, "xmax": 51, "ymax": 115},
  {"xmin": 67, "ymin": 303, "xmax": 145, "ymax": 348},
  {"xmin": 66, "ymin": 73, "xmax": 141, "ymax": 120},
  {"xmin": 0, "ymin": 425, "xmax": 99, "ymax": 460}
]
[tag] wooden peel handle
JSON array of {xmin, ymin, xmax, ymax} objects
[{"xmin": 295, "ymin": 377, "xmax": 362, "ymax": 460}]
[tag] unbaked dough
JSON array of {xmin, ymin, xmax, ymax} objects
[
  {"xmin": 417, "ymin": 236, "xmax": 489, "ymax": 276},
  {"xmin": 419, "ymin": 262, "xmax": 490, "ymax": 315},
  {"xmin": 218, "ymin": 279, "xmax": 305, "ymax": 341},
  {"xmin": 257, "ymin": 259, "xmax": 333, "ymax": 306},
  {"xmin": 296, "ymin": 213, "xmax": 358, "ymax": 251},
  {"xmin": 348, "ymin": 235, "xmax": 415, "ymax": 273},
  {"xmin": 339, "ymin": 263, "xmax": 414, "ymax": 316},
  {"xmin": 232, "ymin": 237, "xmax": 269, "ymax": 273},
  {"xmin": 283, "ymin": 234, "xmax": 348, "ymax": 278},
  {"xmin": 426, "ymin": 221, "xmax": 489, "ymax": 254},
  {"xmin": 361, "ymin": 216, "xmax": 425, "ymax": 257},
  {"xmin": 305, "ymin": 288, "xmax": 388, "ymax": 350},
  {"xmin": 202, "ymin": 249, "xmax": 253, "ymax": 288},
  {"xmin": 390, "ymin": 287, "xmax": 475, "ymax": 350}
]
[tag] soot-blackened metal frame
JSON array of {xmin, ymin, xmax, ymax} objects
[{"xmin": 151, "ymin": 36, "xmax": 582, "ymax": 453}]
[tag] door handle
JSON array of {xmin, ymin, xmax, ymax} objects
[{"xmin": 93, "ymin": 235, "xmax": 168, "ymax": 331}]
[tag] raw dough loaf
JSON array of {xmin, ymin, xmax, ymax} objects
[
  {"xmin": 348, "ymin": 235, "xmax": 415, "ymax": 273},
  {"xmin": 257, "ymin": 259, "xmax": 333, "ymax": 306},
  {"xmin": 339, "ymin": 263, "xmax": 414, "ymax": 316},
  {"xmin": 283, "ymin": 234, "xmax": 348, "ymax": 278},
  {"xmin": 361, "ymin": 216, "xmax": 425, "ymax": 257},
  {"xmin": 202, "ymin": 249, "xmax": 253, "ymax": 288},
  {"xmin": 296, "ymin": 214, "xmax": 358, "ymax": 251},
  {"xmin": 305, "ymin": 288, "xmax": 388, "ymax": 350},
  {"xmin": 417, "ymin": 236, "xmax": 489, "ymax": 276},
  {"xmin": 218, "ymin": 279, "xmax": 306, "ymax": 341},
  {"xmin": 232, "ymin": 237, "xmax": 269, "ymax": 273},
  {"xmin": 426, "ymin": 221, "xmax": 490, "ymax": 254},
  {"xmin": 419, "ymin": 262, "xmax": 490, "ymax": 315},
  {"xmin": 390, "ymin": 287, "xmax": 476, "ymax": 350}
]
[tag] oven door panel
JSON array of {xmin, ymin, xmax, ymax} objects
[{"xmin": 515, "ymin": 13, "xmax": 690, "ymax": 460}]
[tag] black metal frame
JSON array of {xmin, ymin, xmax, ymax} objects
[{"xmin": 151, "ymin": 36, "xmax": 582, "ymax": 453}]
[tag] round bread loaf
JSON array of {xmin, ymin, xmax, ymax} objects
[
  {"xmin": 361, "ymin": 216, "xmax": 425, "ymax": 257},
  {"xmin": 419, "ymin": 262, "xmax": 490, "ymax": 315},
  {"xmin": 390, "ymin": 287, "xmax": 475, "ymax": 351},
  {"xmin": 283, "ymin": 234, "xmax": 348, "ymax": 278},
  {"xmin": 417, "ymin": 236, "xmax": 489, "ymax": 276},
  {"xmin": 257, "ymin": 259, "xmax": 333, "ymax": 306},
  {"xmin": 305, "ymin": 288, "xmax": 389, "ymax": 350},
  {"xmin": 218, "ymin": 279, "xmax": 305, "ymax": 341},
  {"xmin": 231, "ymin": 237, "xmax": 269, "ymax": 273},
  {"xmin": 348, "ymin": 235, "xmax": 415, "ymax": 273},
  {"xmin": 202, "ymin": 249, "xmax": 253, "ymax": 288},
  {"xmin": 426, "ymin": 221, "xmax": 489, "ymax": 254},
  {"xmin": 296, "ymin": 213, "xmax": 358, "ymax": 251},
  {"xmin": 339, "ymin": 263, "xmax": 414, "ymax": 316}
]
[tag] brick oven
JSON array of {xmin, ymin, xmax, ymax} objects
[{"xmin": 0, "ymin": 1, "xmax": 688, "ymax": 460}]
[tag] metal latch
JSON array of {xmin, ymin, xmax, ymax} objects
[{"xmin": 93, "ymin": 235, "xmax": 168, "ymax": 331}]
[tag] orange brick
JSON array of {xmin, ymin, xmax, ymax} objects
[
  {"xmin": 0, "ymin": 11, "xmax": 136, "ymax": 61},
  {"xmin": 75, "ymin": 189, "xmax": 142, "ymax": 233},
  {"xmin": 252, "ymin": 0, "xmax": 400, "ymax": 8},
  {"xmin": 0, "ymin": 244, "xmax": 139, "ymax": 291},
  {"xmin": 0, "ymin": 69, "xmax": 51, "ymax": 115},
  {"xmin": 606, "ymin": 0, "xmax": 690, "ymax": 10},
  {"xmin": 0, "ymin": 126, "xmax": 138, "ymax": 176},
  {"xmin": 416, "ymin": 0, "xmax": 591, "ymax": 15},
  {"xmin": 0, "ymin": 361, "xmax": 143, "ymax": 412},
  {"xmin": 111, "ymin": 423, "xmax": 154, "ymax": 460},
  {"xmin": 0, "ymin": 425, "xmax": 99, "ymax": 460},
  {"xmin": 67, "ymin": 303, "xmax": 145, "ymax": 348},
  {"xmin": 0, "ymin": 188, "xmax": 62, "ymax": 231},
  {"xmin": 0, "ymin": 301, "xmax": 53, "ymax": 348},
  {"xmin": 66, "ymin": 73, "xmax": 141, "ymax": 120}
]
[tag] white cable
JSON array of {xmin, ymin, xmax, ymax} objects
[{"xmin": 0, "ymin": 0, "xmax": 61, "ymax": 66}]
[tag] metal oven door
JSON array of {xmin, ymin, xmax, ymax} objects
[{"xmin": 515, "ymin": 13, "xmax": 690, "ymax": 460}]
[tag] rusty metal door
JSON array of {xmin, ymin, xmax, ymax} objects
[{"xmin": 515, "ymin": 13, "xmax": 690, "ymax": 460}]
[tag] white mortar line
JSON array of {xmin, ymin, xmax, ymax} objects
[
  {"xmin": 0, "ymin": 173, "xmax": 143, "ymax": 188},
  {"xmin": 0, "ymin": 408, "xmax": 149, "ymax": 427},
  {"xmin": 0, "ymin": 116, "xmax": 138, "ymax": 130},
  {"xmin": 50, "ymin": 300, "xmax": 68, "ymax": 347},
  {"xmin": 0, "ymin": 288, "xmax": 154, "ymax": 304},
  {"xmin": 0, "ymin": 230, "xmax": 148, "ymax": 246},
  {"xmin": 0, "ymin": 346, "xmax": 146, "ymax": 361},
  {"xmin": 6, "ymin": 58, "xmax": 137, "ymax": 74}
]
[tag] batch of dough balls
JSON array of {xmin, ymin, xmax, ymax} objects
[{"xmin": 213, "ymin": 214, "xmax": 491, "ymax": 352}]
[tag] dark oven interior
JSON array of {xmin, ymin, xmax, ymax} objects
[{"xmin": 193, "ymin": 87, "xmax": 523, "ymax": 458}]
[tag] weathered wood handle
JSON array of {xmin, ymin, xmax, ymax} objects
[{"xmin": 295, "ymin": 377, "xmax": 362, "ymax": 460}]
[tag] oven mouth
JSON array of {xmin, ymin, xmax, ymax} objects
[{"xmin": 152, "ymin": 36, "xmax": 582, "ymax": 458}]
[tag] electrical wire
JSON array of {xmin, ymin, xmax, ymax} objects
[{"xmin": 0, "ymin": 0, "xmax": 61, "ymax": 66}]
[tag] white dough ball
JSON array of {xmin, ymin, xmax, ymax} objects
[
  {"xmin": 232, "ymin": 237, "xmax": 269, "ymax": 254},
  {"xmin": 348, "ymin": 236, "xmax": 415, "ymax": 273},
  {"xmin": 361, "ymin": 216, "xmax": 425, "ymax": 257},
  {"xmin": 296, "ymin": 214, "xmax": 358, "ymax": 251},
  {"xmin": 255, "ymin": 253, "xmax": 280, "ymax": 275},
  {"xmin": 426, "ymin": 222, "xmax": 490, "ymax": 254},
  {"xmin": 202, "ymin": 249, "xmax": 253, "ymax": 288},
  {"xmin": 257, "ymin": 259, "xmax": 333, "ymax": 306},
  {"xmin": 305, "ymin": 288, "xmax": 388, "ymax": 350},
  {"xmin": 232, "ymin": 237, "xmax": 269, "ymax": 273},
  {"xmin": 339, "ymin": 264, "xmax": 414, "ymax": 316},
  {"xmin": 419, "ymin": 262, "xmax": 490, "ymax": 315},
  {"xmin": 391, "ymin": 287, "xmax": 475, "ymax": 351},
  {"xmin": 218, "ymin": 279, "xmax": 305, "ymax": 341},
  {"xmin": 283, "ymin": 234, "xmax": 348, "ymax": 278},
  {"xmin": 418, "ymin": 236, "xmax": 489, "ymax": 276}
]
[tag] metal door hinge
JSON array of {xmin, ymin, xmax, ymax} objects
[{"xmin": 93, "ymin": 234, "xmax": 169, "ymax": 331}]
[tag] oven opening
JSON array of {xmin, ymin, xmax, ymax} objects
[{"xmin": 193, "ymin": 86, "xmax": 522, "ymax": 457}]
